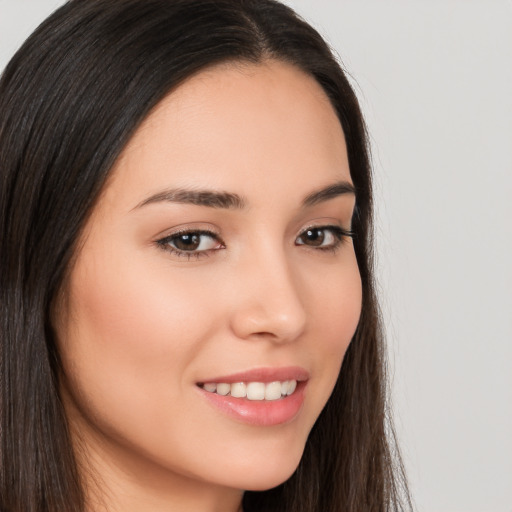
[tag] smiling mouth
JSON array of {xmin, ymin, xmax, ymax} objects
[
  {"xmin": 198, "ymin": 380, "xmax": 297, "ymax": 401},
  {"xmin": 197, "ymin": 369, "xmax": 308, "ymax": 425}
]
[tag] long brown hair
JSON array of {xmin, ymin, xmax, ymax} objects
[{"xmin": 0, "ymin": 1, "xmax": 412, "ymax": 510}]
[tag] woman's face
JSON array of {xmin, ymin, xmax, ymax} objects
[{"xmin": 54, "ymin": 60, "xmax": 362, "ymax": 503}]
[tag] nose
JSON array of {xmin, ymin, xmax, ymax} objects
[{"xmin": 229, "ymin": 249, "xmax": 307, "ymax": 343}]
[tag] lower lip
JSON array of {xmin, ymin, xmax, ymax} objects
[{"xmin": 198, "ymin": 382, "xmax": 307, "ymax": 427}]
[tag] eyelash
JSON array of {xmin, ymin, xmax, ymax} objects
[
  {"xmin": 156, "ymin": 225, "xmax": 354, "ymax": 260},
  {"xmin": 156, "ymin": 229, "xmax": 223, "ymax": 260},
  {"xmin": 296, "ymin": 225, "xmax": 354, "ymax": 253}
]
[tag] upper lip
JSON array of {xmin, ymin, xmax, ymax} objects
[{"xmin": 198, "ymin": 366, "xmax": 309, "ymax": 384}]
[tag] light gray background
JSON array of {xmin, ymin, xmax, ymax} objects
[{"xmin": 1, "ymin": 1, "xmax": 511, "ymax": 511}]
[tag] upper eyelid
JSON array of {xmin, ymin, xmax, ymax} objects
[
  {"xmin": 165, "ymin": 228, "xmax": 219, "ymax": 237},
  {"xmin": 157, "ymin": 223, "xmax": 351, "ymax": 240},
  {"xmin": 156, "ymin": 225, "xmax": 221, "ymax": 241},
  {"xmin": 298, "ymin": 223, "xmax": 354, "ymax": 237}
]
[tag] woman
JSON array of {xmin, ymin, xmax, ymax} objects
[{"xmin": 0, "ymin": 0, "xmax": 411, "ymax": 511}]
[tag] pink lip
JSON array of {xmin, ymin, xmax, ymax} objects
[
  {"xmin": 198, "ymin": 366, "xmax": 310, "ymax": 384},
  {"xmin": 197, "ymin": 366, "xmax": 309, "ymax": 427}
]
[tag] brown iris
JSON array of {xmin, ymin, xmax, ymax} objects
[
  {"xmin": 301, "ymin": 228, "xmax": 325, "ymax": 246},
  {"xmin": 173, "ymin": 233, "xmax": 202, "ymax": 251}
]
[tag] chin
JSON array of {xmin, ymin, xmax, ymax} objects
[
  {"xmin": 222, "ymin": 445, "xmax": 305, "ymax": 492},
  {"xmin": 241, "ymin": 468, "xmax": 299, "ymax": 492}
]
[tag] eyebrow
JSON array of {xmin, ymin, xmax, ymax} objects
[
  {"xmin": 302, "ymin": 181, "xmax": 355, "ymax": 207},
  {"xmin": 135, "ymin": 188, "xmax": 246, "ymax": 210},
  {"xmin": 134, "ymin": 180, "xmax": 355, "ymax": 211}
]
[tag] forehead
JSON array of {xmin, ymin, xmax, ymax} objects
[{"xmin": 106, "ymin": 59, "xmax": 350, "ymax": 209}]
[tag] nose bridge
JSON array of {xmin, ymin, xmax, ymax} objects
[{"xmin": 229, "ymin": 239, "xmax": 307, "ymax": 342}]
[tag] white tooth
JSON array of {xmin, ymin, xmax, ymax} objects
[
  {"xmin": 203, "ymin": 383, "xmax": 217, "ymax": 393},
  {"xmin": 265, "ymin": 381, "xmax": 282, "ymax": 401},
  {"xmin": 281, "ymin": 380, "xmax": 290, "ymax": 396},
  {"xmin": 287, "ymin": 380, "xmax": 297, "ymax": 395},
  {"xmin": 246, "ymin": 382, "xmax": 265, "ymax": 400},
  {"xmin": 216, "ymin": 383, "xmax": 231, "ymax": 396},
  {"xmin": 230, "ymin": 382, "xmax": 247, "ymax": 398}
]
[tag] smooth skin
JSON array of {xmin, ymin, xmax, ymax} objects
[{"xmin": 53, "ymin": 60, "xmax": 362, "ymax": 512}]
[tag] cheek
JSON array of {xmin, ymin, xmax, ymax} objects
[
  {"xmin": 306, "ymin": 255, "xmax": 362, "ymax": 355},
  {"xmin": 56, "ymin": 248, "xmax": 221, "ymax": 432},
  {"xmin": 297, "ymin": 251, "xmax": 362, "ymax": 418},
  {"xmin": 65, "ymin": 248, "xmax": 217, "ymax": 359}
]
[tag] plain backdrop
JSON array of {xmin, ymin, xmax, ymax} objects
[{"xmin": 1, "ymin": 1, "xmax": 511, "ymax": 511}]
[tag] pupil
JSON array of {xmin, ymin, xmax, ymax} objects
[
  {"xmin": 305, "ymin": 229, "xmax": 324, "ymax": 246},
  {"xmin": 175, "ymin": 234, "xmax": 200, "ymax": 250}
]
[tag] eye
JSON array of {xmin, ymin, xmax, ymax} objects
[
  {"xmin": 157, "ymin": 229, "xmax": 224, "ymax": 258},
  {"xmin": 295, "ymin": 225, "xmax": 353, "ymax": 251}
]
